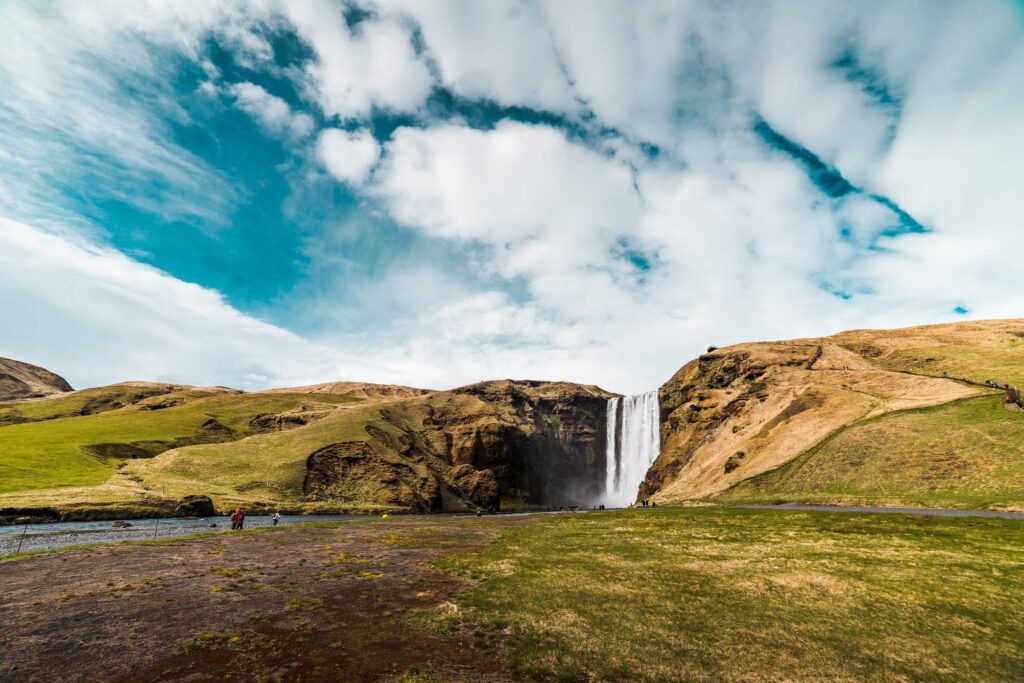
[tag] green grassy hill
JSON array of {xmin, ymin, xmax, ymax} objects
[
  {"xmin": 0, "ymin": 387, "xmax": 358, "ymax": 494},
  {"xmin": 718, "ymin": 394, "xmax": 1024, "ymax": 509},
  {"xmin": 0, "ymin": 383, "xmax": 210, "ymax": 424},
  {"xmin": 117, "ymin": 398, "xmax": 405, "ymax": 510}
]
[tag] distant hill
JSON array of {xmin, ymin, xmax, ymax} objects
[
  {"xmin": 258, "ymin": 381, "xmax": 432, "ymax": 401},
  {"xmin": 0, "ymin": 357, "xmax": 73, "ymax": 401}
]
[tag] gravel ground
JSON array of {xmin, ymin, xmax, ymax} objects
[{"xmin": 0, "ymin": 516, "xmax": 518, "ymax": 682}]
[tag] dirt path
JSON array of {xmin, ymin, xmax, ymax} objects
[
  {"xmin": 736, "ymin": 503, "xmax": 1024, "ymax": 519},
  {"xmin": 0, "ymin": 517, "xmax": 528, "ymax": 682}
]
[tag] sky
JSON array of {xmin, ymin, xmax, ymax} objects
[{"xmin": 1, "ymin": 0, "xmax": 1022, "ymax": 395}]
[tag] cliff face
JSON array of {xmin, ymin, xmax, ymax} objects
[
  {"xmin": 300, "ymin": 380, "xmax": 615, "ymax": 512},
  {"xmin": 0, "ymin": 357, "xmax": 73, "ymax": 402},
  {"xmin": 417, "ymin": 380, "xmax": 613, "ymax": 505},
  {"xmin": 642, "ymin": 319, "xmax": 1024, "ymax": 503}
]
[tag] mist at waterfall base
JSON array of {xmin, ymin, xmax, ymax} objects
[{"xmin": 601, "ymin": 391, "xmax": 661, "ymax": 507}]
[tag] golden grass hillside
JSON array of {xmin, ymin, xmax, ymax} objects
[
  {"xmin": 718, "ymin": 394, "xmax": 1024, "ymax": 510},
  {"xmin": 645, "ymin": 318, "xmax": 1024, "ymax": 506}
]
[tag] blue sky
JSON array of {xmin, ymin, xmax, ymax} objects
[{"xmin": 1, "ymin": 1, "xmax": 1022, "ymax": 393}]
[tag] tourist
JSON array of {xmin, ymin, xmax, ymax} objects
[
  {"xmin": 272, "ymin": 512, "xmax": 280, "ymax": 526},
  {"xmin": 229, "ymin": 508, "xmax": 241, "ymax": 530},
  {"xmin": 238, "ymin": 508, "xmax": 246, "ymax": 530}
]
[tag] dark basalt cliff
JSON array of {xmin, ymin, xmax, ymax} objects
[
  {"xmin": 301, "ymin": 379, "xmax": 615, "ymax": 512},
  {"xmin": 421, "ymin": 380, "xmax": 613, "ymax": 505}
]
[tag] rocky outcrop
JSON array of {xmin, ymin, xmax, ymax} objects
[
  {"xmin": 0, "ymin": 357, "xmax": 72, "ymax": 402},
  {"xmin": 248, "ymin": 405, "xmax": 333, "ymax": 434},
  {"xmin": 303, "ymin": 441, "xmax": 444, "ymax": 512},
  {"xmin": 448, "ymin": 464, "xmax": 499, "ymax": 510}
]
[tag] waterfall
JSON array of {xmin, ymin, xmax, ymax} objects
[{"xmin": 602, "ymin": 391, "xmax": 660, "ymax": 507}]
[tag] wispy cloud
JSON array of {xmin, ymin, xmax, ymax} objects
[{"xmin": 227, "ymin": 82, "xmax": 315, "ymax": 141}]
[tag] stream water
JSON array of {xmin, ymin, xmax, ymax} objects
[{"xmin": 0, "ymin": 514, "xmax": 363, "ymax": 556}]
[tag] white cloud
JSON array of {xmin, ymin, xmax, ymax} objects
[
  {"xmin": 317, "ymin": 128, "xmax": 381, "ymax": 184},
  {"xmin": 280, "ymin": 0, "xmax": 434, "ymax": 118},
  {"xmin": 374, "ymin": 122, "xmax": 641, "ymax": 280},
  {"xmin": 228, "ymin": 81, "xmax": 315, "ymax": 141},
  {"xmin": 373, "ymin": 0, "xmax": 576, "ymax": 112}
]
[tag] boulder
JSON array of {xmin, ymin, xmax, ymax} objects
[{"xmin": 175, "ymin": 495, "xmax": 216, "ymax": 517}]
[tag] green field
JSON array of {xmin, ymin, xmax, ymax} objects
[
  {"xmin": 718, "ymin": 395, "xmax": 1024, "ymax": 509},
  {"xmin": 427, "ymin": 507, "xmax": 1024, "ymax": 682},
  {"xmin": 0, "ymin": 390, "xmax": 358, "ymax": 494}
]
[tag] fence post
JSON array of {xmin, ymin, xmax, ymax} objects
[
  {"xmin": 15, "ymin": 523, "xmax": 28, "ymax": 554},
  {"xmin": 152, "ymin": 516, "xmax": 160, "ymax": 540}
]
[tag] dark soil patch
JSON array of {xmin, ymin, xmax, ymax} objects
[{"xmin": 0, "ymin": 517, "xmax": 526, "ymax": 682}]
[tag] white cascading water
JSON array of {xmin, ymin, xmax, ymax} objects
[{"xmin": 602, "ymin": 391, "xmax": 661, "ymax": 507}]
